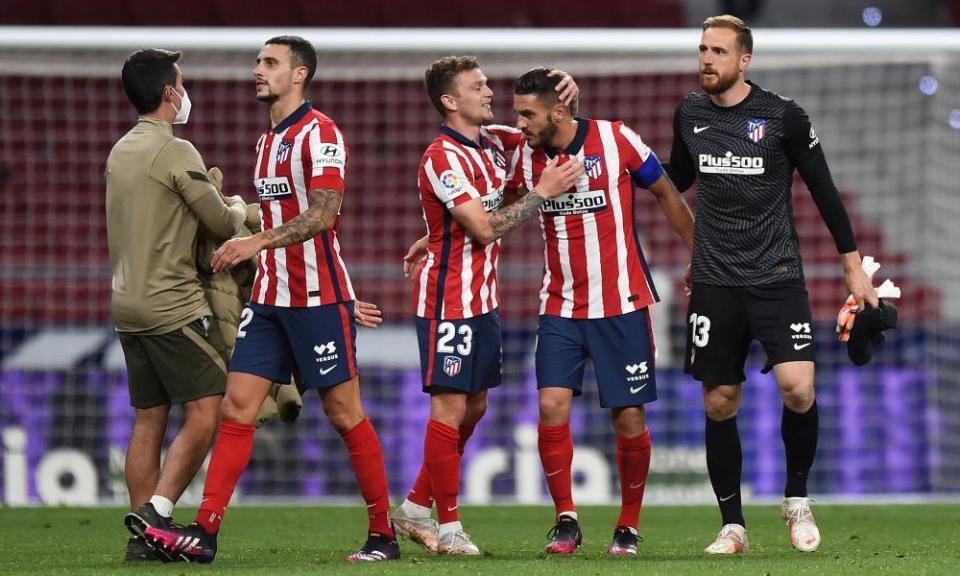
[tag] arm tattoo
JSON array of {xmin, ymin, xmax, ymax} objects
[
  {"xmin": 261, "ymin": 188, "xmax": 341, "ymax": 249},
  {"xmin": 489, "ymin": 191, "xmax": 546, "ymax": 239}
]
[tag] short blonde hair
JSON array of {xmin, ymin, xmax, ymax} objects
[{"xmin": 703, "ymin": 14, "xmax": 753, "ymax": 54}]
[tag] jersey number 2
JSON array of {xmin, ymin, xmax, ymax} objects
[{"xmin": 237, "ymin": 308, "xmax": 254, "ymax": 339}]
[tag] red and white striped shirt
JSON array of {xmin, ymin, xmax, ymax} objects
[
  {"xmin": 511, "ymin": 118, "xmax": 664, "ymax": 319},
  {"xmin": 250, "ymin": 102, "xmax": 355, "ymax": 307},
  {"xmin": 413, "ymin": 124, "xmax": 524, "ymax": 319}
]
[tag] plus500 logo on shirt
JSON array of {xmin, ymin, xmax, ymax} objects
[
  {"xmin": 698, "ymin": 152, "xmax": 765, "ymax": 175},
  {"xmin": 254, "ymin": 177, "xmax": 292, "ymax": 200}
]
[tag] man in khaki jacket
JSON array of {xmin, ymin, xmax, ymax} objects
[{"xmin": 106, "ymin": 48, "xmax": 247, "ymax": 561}]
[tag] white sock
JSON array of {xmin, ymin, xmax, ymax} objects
[
  {"xmin": 400, "ymin": 499, "xmax": 432, "ymax": 519},
  {"xmin": 149, "ymin": 495, "xmax": 174, "ymax": 518},
  {"xmin": 439, "ymin": 521, "xmax": 463, "ymax": 539},
  {"xmin": 558, "ymin": 511, "xmax": 578, "ymax": 521}
]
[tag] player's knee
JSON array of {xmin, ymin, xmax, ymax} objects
[
  {"xmin": 703, "ymin": 389, "xmax": 739, "ymax": 420},
  {"xmin": 219, "ymin": 394, "xmax": 257, "ymax": 425},
  {"xmin": 465, "ymin": 395, "xmax": 488, "ymax": 424},
  {"xmin": 612, "ymin": 406, "xmax": 646, "ymax": 437},
  {"xmin": 323, "ymin": 399, "xmax": 364, "ymax": 433},
  {"xmin": 539, "ymin": 394, "xmax": 570, "ymax": 423},
  {"xmin": 780, "ymin": 381, "xmax": 815, "ymax": 412}
]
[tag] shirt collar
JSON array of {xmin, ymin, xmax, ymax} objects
[
  {"xmin": 440, "ymin": 124, "xmax": 482, "ymax": 149},
  {"xmin": 272, "ymin": 101, "xmax": 313, "ymax": 134},
  {"xmin": 137, "ymin": 116, "xmax": 172, "ymax": 133},
  {"xmin": 546, "ymin": 117, "xmax": 589, "ymax": 157},
  {"xmin": 708, "ymin": 80, "xmax": 759, "ymax": 112}
]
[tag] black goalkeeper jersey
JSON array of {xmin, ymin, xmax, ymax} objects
[{"xmin": 666, "ymin": 81, "xmax": 856, "ymax": 287}]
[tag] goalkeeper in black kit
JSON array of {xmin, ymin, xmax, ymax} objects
[{"xmin": 664, "ymin": 15, "xmax": 878, "ymax": 554}]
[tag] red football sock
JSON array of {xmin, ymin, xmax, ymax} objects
[
  {"xmin": 616, "ymin": 428, "xmax": 652, "ymax": 530},
  {"xmin": 538, "ymin": 422, "xmax": 576, "ymax": 516},
  {"xmin": 341, "ymin": 418, "xmax": 393, "ymax": 537},
  {"xmin": 195, "ymin": 420, "xmax": 255, "ymax": 534},
  {"xmin": 406, "ymin": 423, "xmax": 475, "ymax": 508},
  {"xmin": 458, "ymin": 424, "xmax": 476, "ymax": 455},
  {"xmin": 407, "ymin": 465, "xmax": 433, "ymax": 508},
  {"xmin": 424, "ymin": 420, "xmax": 461, "ymax": 524}
]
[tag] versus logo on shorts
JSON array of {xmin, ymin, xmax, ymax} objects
[
  {"xmin": 625, "ymin": 362, "xmax": 650, "ymax": 383},
  {"xmin": 254, "ymin": 176, "xmax": 292, "ymax": 200},
  {"xmin": 790, "ymin": 322, "xmax": 813, "ymax": 350},
  {"xmin": 314, "ymin": 341, "xmax": 340, "ymax": 375},
  {"xmin": 443, "ymin": 355, "xmax": 462, "ymax": 377}
]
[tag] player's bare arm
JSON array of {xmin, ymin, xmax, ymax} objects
[
  {"xmin": 261, "ymin": 187, "xmax": 342, "ymax": 247},
  {"xmin": 646, "ymin": 173, "xmax": 694, "ymax": 253},
  {"xmin": 451, "ymin": 157, "xmax": 583, "ymax": 245},
  {"xmin": 488, "ymin": 189, "xmax": 550, "ymax": 238},
  {"xmin": 646, "ymin": 172, "xmax": 695, "ymax": 295},
  {"xmin": 211, "ymin": 187, "xmax": 341, "ymax": 273}
]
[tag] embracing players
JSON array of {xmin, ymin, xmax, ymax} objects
[
  {"xmin": 390, "ymin": 56, "xmax": 581, "ymax": 555},
  {"xmin": 511, "ymin": 68, "xmax": 694, "ymax": 555}
]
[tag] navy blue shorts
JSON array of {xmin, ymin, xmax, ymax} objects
[
  {"xmin": 416, "ymin": 311, "xmax": 502, "ymax": 395},
  {"xmin": 535, "ymin": 308, "xmax": 657, "ymax": 408},
  {"xmin": 229, "ymin": 301, "xmax": 357, "ymax": 390}
]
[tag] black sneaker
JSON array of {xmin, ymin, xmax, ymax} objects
[
  {"xmin": 606, "ymin": 526, "xmax": 641, "ymax": 555},
  {"xmin": 346, "ymin": 531, "xmax": 401, "ymax": 562},
  {"xmin": 124, "ymin": 502, "xmax": 173, "ymax": 539},
  {"xmin": 544, "ymin": 515, "xmax": 582, "ymax": 554},
  {"xmin": 123, "ymin": 536, "xmax": 163, "ymax": 562},
  {"xmin": 145, "ymin": 522, "xmax": 218, "ymax": 563}
]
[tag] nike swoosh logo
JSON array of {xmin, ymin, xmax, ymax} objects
[
  {"xmin": 546, "ymin": 469, "xmax": 563, "ymax": 477},
  {"xmin": 793, "ymin": 343, "xmax": 812, "ymax": 350},
  {"xmin": 629, "ymin": 384, "xmax": 648, "ymax": 394},
  {"xmin": 693, "ymin": 126, "xmax": 710, "ymax": 134},
  {"xmin": 319, "ymin": 364, "xmax": 338, "ymax": 375},
  {"xmin": 447, "ymin": 505, "xmax": 458, "ymax": 512},
  {"xmin": 719, "ymin": 493, "xmax": 737, "ymax": 502},
  {"xmin": 629, "ymin": 481, "xmax": 646, "ymax": 490}
]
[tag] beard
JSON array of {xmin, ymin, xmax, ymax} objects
[
  {"xmin": 700, "ymin": 67, "xmax": 738, "ymax": 95},
  {"xmin": 256, "ymin": 92, "xmax": 278, "ymax": 103},
  {"xmin": 526, "ymin": 118, "xmax": 558, "ymax": 149}
]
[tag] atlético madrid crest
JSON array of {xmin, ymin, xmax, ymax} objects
[
  {"xmin": 584, "ymin": 155, "xmax": 603, "ymax": 180},
  {"xmin": 746, "ymin": 119, "xmax": 767, "ymax": 143},
  {"xmin": 443, "ymin": 355, "xmax": 462, "ymax": 377},
  {"xmin": 276, "ymin": 140, "xmax": 294, "ymax": 164}
]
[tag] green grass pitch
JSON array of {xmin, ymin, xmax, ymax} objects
[{"xmin": 2, "ymin": 504, "xmax": 957, "ymax": 575}]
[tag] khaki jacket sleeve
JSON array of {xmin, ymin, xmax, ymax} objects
[{"xmin": 155, "ymin": 139, "xmax": 246, "ymax": 240}]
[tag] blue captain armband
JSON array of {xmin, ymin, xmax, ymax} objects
[{"xmin": 631, "ymin": 152, "xmax": 664, "ymax": 188}]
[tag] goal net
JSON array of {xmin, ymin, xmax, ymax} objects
[{"xmin": 1, "ymin": 27, "xmax": 958, "ymax": 505}]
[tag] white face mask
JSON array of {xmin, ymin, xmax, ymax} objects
[{"xmin": 171, "ymin": 87, "xmax": 191, "ymax": 125}]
